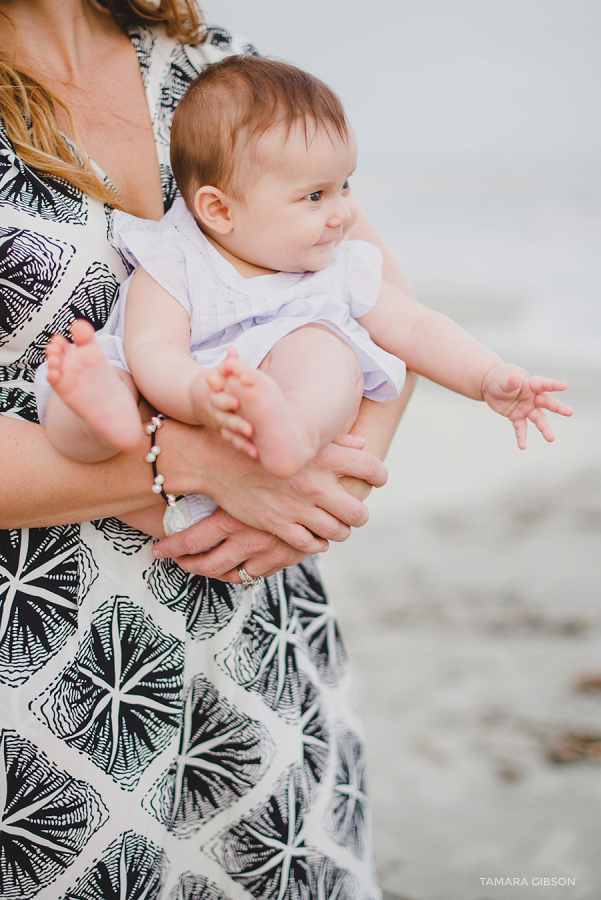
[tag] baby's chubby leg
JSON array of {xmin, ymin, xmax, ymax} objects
[
  {"xmin": 45, "ymin": 320, "xmax": 143, "ymax": 462},
  {"xmin": 207, "ymin": 325, "xmax": 364, "ymax": 478}
]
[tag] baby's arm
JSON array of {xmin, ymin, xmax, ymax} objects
[
  {"xmin": 358, "ymin": 282, "xmax": 572, "ymax": 447},
  {"xmin": 123, "ymin": 267, "xmax": 252, "ymax": 440}
]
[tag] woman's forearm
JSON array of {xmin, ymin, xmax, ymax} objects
[
  {"xmin": 0, "ymin": 415, "xmax": 164, "ymax": 529},
  {"xmin": 0, "ymin": 415, "xmax": 227, "ymax": 530},
  {"xmin": 340, "ymin": 372, "xmax": 417, "ymax": 499},
  {"xmin": 341, "ymin": 205, "xmax": 418, "ymax": 499}
]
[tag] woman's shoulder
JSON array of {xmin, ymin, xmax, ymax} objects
[
  {"xmin": 131, "ymin": 23, "xmax": 258, "ymax": 83},
  {"xmin": 341, "ymin": 238, "xmax": 383, "ymax": 268},
  {"xmin": 129, "ymin": 23, "xmax": 258, "ymax": 174},
  {"xmin": 320, "ymin": 239, "xmax": 383, "ymax": 282}
]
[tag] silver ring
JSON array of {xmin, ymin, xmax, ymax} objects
[{"xmin": 237, "ymin": 564, "xmax": 263, "ymax": 589}]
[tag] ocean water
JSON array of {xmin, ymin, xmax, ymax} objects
[
  {"xmin": 353, "ymin": 169, "xmax": 601, "ymax": 372},
  {"xmin": 204, "ymin": 0, "xmax": 601, "ymax": 371}
]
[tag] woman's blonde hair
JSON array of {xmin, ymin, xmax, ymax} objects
[{"xmin": 0, "ymin": 1, "xmax": 206, "ymax": 211}]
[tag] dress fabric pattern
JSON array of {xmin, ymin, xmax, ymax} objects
[{"xmin": 0, "ymin": 25, "xmax": 380, "ymax": 900}]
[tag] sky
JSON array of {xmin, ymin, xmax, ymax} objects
[{"xmin": 202, "ymin": 0, "xmax": 601, "ymax": 177}]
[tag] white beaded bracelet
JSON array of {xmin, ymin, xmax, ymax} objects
[{"xmin": 145, "ymin": 414, "xmax": 177, "ymax": 512}]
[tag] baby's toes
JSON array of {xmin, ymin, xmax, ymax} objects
[
  {"xmin": 45, "ymin": 348, "xmax": 62, "ymax": 370},
  {"xmin": 45, "ymin": 334, "xmax": 68, "ymax": 359},
  {"xmin": 220, "ymin": 427, "xmax": 258, "ymax": 459},
  {"xmin": 70, "ymin": 319, "xmax": 96, "ymax": 345},
  {"xmin": 217, "ymin": 354, "xmax": 246, "ymax": 379},
  {"xmin": 206, "ymin": 369, "xmax": 225, "ymax": 391},
  {"xmin": 209, "ymin": 390, "xmax": 239, "ymax": 412},
  {"xmin": 214, "ymin": 410, "xmax": 254, "ymax": 437}
]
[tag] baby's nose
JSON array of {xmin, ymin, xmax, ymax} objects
[{"xmin": 329, "ymin": 200, "xmax": 352, "ymax": 226}]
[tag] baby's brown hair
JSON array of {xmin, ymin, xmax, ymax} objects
[{"xmin": 170, "ymin": 55, "xmax": 350, "ymax": 204}]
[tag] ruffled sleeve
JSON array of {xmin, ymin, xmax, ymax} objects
[
  {"xmin": 342, "ymin": 239, "xmax": 383, "ymax": 318},
  {"xmin": 111, "ymin": 204, "xmax": 193, "ymax": 316}
]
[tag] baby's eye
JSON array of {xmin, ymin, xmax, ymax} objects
[
  {"xmin": 342, "ymin": 179, "xmax": 350, "ymax": 192},
  {"xmin": 305, "ymin": 190, "xmax": 322, "ymax": 202}
]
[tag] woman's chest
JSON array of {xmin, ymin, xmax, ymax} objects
[{"xmin": 55, "ymin": 74, "xmax": 164, "ymax": 221}]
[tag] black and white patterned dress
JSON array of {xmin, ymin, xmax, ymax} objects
[{"xmin": 0, "ymin": 25, "xmax": 380, "ymax": 900}]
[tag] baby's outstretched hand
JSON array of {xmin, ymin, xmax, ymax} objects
[{"xmin": 481, "ymin": 363, "xmax": 572, "ymax": 449}]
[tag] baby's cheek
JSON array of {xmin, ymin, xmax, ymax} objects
[{"xmin": 343, "ymin": 198, "xmax": 360, "ymax": 236}]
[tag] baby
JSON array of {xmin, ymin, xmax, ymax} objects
[{"xmin": 36, "ymin": 55, "xmax": 572, "ymax": 533}]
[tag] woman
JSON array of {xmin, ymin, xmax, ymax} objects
[{"xmin": 0, "ymin": 2, "xmax": 415, "ymax": 897}]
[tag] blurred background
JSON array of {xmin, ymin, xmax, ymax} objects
[{"xmin": 203, "ymin": 2, "xmax": 601, "ymax": 898}]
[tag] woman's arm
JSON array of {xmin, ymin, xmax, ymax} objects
[
  {"xmin": 348, "ymin": 207, "xmax": 415, "ymax": 296},
  {"xmin": 339, "ymin": 373, "xmax": 418, "ymax": 500},
  {"xmin": 337, "ymin": 205, "xmax": 418, "ymax": 500},
  {"xmin": 0, "ymin": 412, "xmax": 380, "ymax": 557},
  {"xmin": 0, "ymin": 415, "xmax": 160, "ymax": 529}
]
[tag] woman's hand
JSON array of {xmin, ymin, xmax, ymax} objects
[
  {"xmin": 153, "ymin": 507, "xmax": 309, "ymax": 583},
  {"xmin": 160, "ymin": 423, "xmax": 387, "ymax": 546},
  {"xmin": 152, "ymin": 430, "xmax": 388, "ymax": 580}
]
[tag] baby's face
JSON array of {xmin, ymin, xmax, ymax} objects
[{"xmin": 225, "ymin": 122, "xmax": 359, "ymax": 274}]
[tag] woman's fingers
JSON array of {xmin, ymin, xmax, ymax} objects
[
  {"xmin": 266, "ymin": 521, "xmax": 329, "ymax": 553},
  {"xmin": 153, "ymin": 517, "xmax": 224, "ymax": 560},
  {"xmin": 170, "ymin": 523, "xmax": 309, "ymax": 581},
  {"xmin": 217, "ymin": 546, "xmax": 308, "ymax": 582},
  {"xmin": 331, "ymin": 431, "xmax": 367, "ymax": 449},
  {"xmin": 153, "ymin": 507, "xmax": 328, "ymax": 561},
  {"xmin": 317, "ymin": 443, "xmax": 388, "ymax": 487}
]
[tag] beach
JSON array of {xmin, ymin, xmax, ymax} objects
[
  {"xmin": 321, "ymin": 368, "xmax": 600, "ymax": 900},
  {"xmin": 318, "ymin": 170, "xmax": 601, "ymax": 900}
]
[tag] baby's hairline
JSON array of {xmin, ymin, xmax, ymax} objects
[{"xmin": 181, "ymin": 114, "xmax": 354, "ymax": 209}]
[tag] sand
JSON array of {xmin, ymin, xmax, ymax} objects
[{"xmin": 320, "ymin": 369, "xmax": 601, "ymax": 900}]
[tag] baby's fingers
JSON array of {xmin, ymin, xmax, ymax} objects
[
  {"xmin": 514, "ymin": 409, "xmax": 554, "ymax": 449},
  {"xmin": 534, "ymin": 392, "xmax": 573, "ymax": 417},
  {"xmin": 527, "ymin": 376, "xmax": 568, "ymax": 394},
  {"xmin": 513, "ymin": 417, "xmax": 528, "ymax": 450},
  {"xmin": 529, "ymin": 407, "xmax": 556, "ymax": 443},
  {"xmin": 498, "ymin": 371, "xmax": 523, "ymax": 395}
]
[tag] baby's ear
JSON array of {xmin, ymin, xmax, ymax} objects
[{"xmin": 193, "ymin": 186, "xmax": 233, "ymax": 234}]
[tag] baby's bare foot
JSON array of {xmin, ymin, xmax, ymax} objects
[
  {"xmin": 46, "ymin": 320, "xmax": 142, "ymax": 450},
  {"xmin": 215, "ymin": 358, "xmax": 317, "ymax": 478}
]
